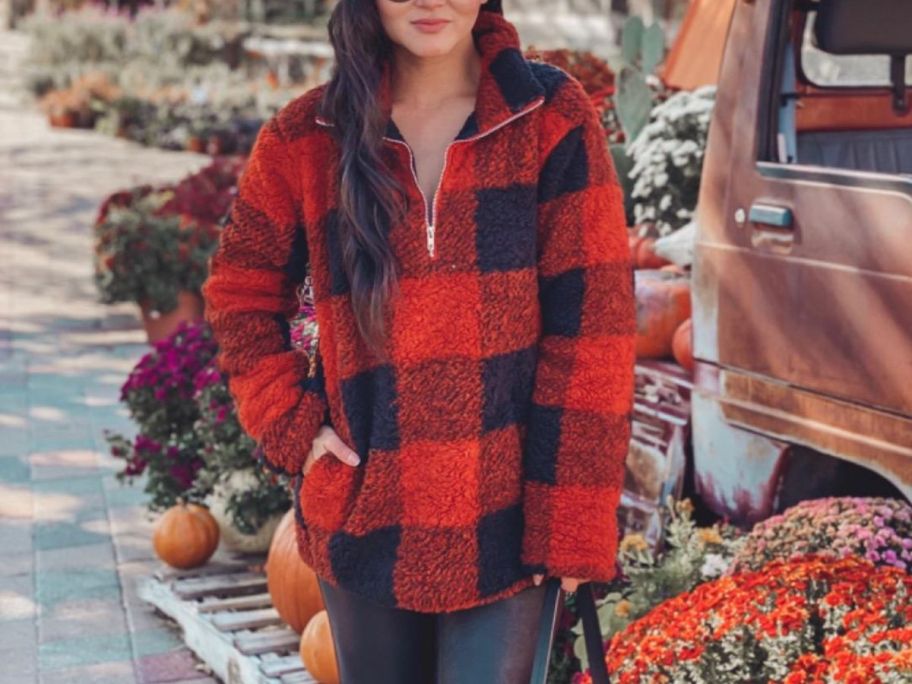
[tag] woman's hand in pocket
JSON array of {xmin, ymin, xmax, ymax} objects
[{"xmin": 301, "ymin": 424, "xmax": 361, "ymax": 476}]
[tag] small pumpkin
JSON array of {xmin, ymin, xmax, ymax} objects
[
  {"xmin": 628, "ymin": 232, "xmax": 646, "ymax": 267},
  {"xmin": 300, "ymin": 610, "xmax": 339, "ymax": 684},
  {"xmin": 187, "ymin": 503, "xmax": 220, "ymax": 543},
  {"xmin": 266, "ymin": 510, "xmax": 325, "ymax": 633},
  {"xmin": 153, "ymin": 501, "xmax": 220, "ymax": 569},
  {"xmin": 672, "ymin": 318, "xmax": 694, "ymax": 372},
  {"xmin": 636, "ymin": 237, "xmax": 673, "ymax": 270},
  {"xmin": 635, "ymin": 270, "xmax": 692, "ymax": 359}
]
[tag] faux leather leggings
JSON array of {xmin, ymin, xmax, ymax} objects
[{"xmin": 316, "ymin": 576, "xmax": 563, "ymax": 684}]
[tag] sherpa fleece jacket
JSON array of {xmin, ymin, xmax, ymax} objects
[{"xmin": 202, "ymin": 8, "xmax": 636, "ymax": 613}]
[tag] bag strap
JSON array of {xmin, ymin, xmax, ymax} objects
[
  {"xmin": 577, "ymin": 582, "xmax": 610, "ymax": 684},
  {"xmin": 529, "ymin": 578, "xmax": 562, "ymax": 684},
  {"xmin": 529, "ymin": 579, "xmax": 610, "ymax": 684}
]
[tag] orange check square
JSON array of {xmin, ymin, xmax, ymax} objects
[
  {"xmin": 391, "ymin": 273, "xmax": 482, "ymax": 364},
  {"xmin": 399, "ymin": 439, "xmax": 482, "ymax": 527}
]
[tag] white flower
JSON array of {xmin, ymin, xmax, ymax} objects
[
  {"xmin": 628, "ymin": 87, "xmax": 716, "ymax": 233},
  {"xmin": 700, "ymin": 553, "xmax": 729, "ymax": 579}
]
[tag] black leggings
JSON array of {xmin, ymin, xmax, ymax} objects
[{"xmin": 317, "ymin": 576, "xmax": 563, "ymax": 684}]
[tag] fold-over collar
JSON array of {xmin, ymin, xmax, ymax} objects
[{"xmin": 315, "ymin": 9, "xmax": 545, "ymax": 143}]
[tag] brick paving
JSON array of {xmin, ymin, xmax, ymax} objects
[{"xmin": 0, "ymin": 29, "xmax": 220, "ymax": 684}]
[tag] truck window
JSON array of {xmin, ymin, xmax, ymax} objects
[
  {"xmin": 765, "ymin": 1, "xmax": 912, "ymax": 177},
  {"xmin": 801, "ymin": 13, "xmax": 912, "ymax": 88}
]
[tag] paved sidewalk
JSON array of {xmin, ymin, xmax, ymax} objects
[{"xmin": 0, "ymin": 30, "xmax": 222, "ymax": 684}]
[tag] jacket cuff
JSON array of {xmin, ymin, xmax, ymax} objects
[
  {"xmin": 255, "ymin": 392, "xmax": 329, "ymax": 476},
  {"xmin": 521, "ymin": 481, "xmax": 623, "ymax": 582}
]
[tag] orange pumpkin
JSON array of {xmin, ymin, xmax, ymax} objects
[
  {"xmin": 627, "ymin": 233, "xmax": 646, "ymax": 268},
  {"xmin": 672, "ymin": 318, "xmax": 695, "ymax": 372},
  {"xmin": 635, "ymin": 270, "xmax": 692, "ymax": 359},
  {"xmin": 187, "ymin": 503, "xmax": 220, "ymax": 542},
  {"xmin": 300, "ymin": 610, "xmax": 339, "ymax": 684},
  {"xmin": 266, "ymin": 510, "xmax": 325, "ymax": 633},
  {"xmin": 153, "ymin": 501, "xmax": 219, "ymax": 569},
  {"xmin": 636, "ymin": 238, "xmax": 673, "ymax": 270}
]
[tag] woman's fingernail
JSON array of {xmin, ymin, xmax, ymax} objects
[{"xmin": 350, "ymin": 455, "xmax": 361, "ymax": 466}]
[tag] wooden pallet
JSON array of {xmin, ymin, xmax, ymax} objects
[
  {"xmin": 619, "ymin": 360, "xmax": 694, "ymax": 548},
  {"xmin": 136, "ymin": 556, "xmax": 318, "ymax": 684}
]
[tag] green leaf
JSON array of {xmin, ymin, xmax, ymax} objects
[
  {"xmin": 609, "ymin": 143, "xmax": 636, "ymax": 225},
  {"xmin": 642, "ymin": 23, "xmax": 666, "ymax": 75},
  {"xmin": 616, "ymin": 67, "xmax": 653, "ymax": 148},
  {"xmin": 573, "ymin": 632, "xmax": 590, "ymax": 672},
  {"xmin": 621, "ymin": 16, "xmax": 645, "ymax": 66},
  {"xmin": 597, "ymin": 601, "xmax": 618, "ymax": 626}
]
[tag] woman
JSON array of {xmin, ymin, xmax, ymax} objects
[{"xmin": 202, "ymin": 0, "xmax": 636, "ymax": 681}]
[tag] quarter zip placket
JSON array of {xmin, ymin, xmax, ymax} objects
[{"xmin": 316, "ymin": 94, "xmax": 546, "ymax": 259}]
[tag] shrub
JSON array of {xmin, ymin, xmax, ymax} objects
[
  {"xmin": 93, "ymin": 158, "xmax": 241, "ymax": 313},
  {"xmin": 627, "ymin": 86, "xmax": 716, "ymax": 236},
  {"xmin": 108, "ymin": 305, "xmax": 316, "ymax": 527},
  {"xmin": 189, "ymin": 362, "xmax": 291, "ymax": 534},
  {"xmin": 577, "ymin": 498, "xmax": 743, "ymax": 662},
  {"xmin": 20, "ymin": 6, "xmax": 244, "ymax": 95},
  {"xmin": 603, "ymin": 555, "xmax": 912, "ymax": 684},
  {"xmin": 93, "ymin": 190, "xmax": 219, "ymax": 314},
  {"xmin": 523, "ymin": 47, "xmax": 623, "ymax": 144},
  {"xmin": 730, "ymin": 496, "xmax": 912, "ymax": 575},
  {"xmin": 106, "ymin": 320, "xmax": 216, "ymax": 509}
]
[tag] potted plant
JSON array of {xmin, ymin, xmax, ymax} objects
[
  {"xmin": 107, "ymin": 320, "xmax": 304, "ymax": 554},
  {"xmin": 626, "ymin": 86, "xmax": 717, "ymax": 237},
  {"xmin": 165, "ymin": 154, "xmax": 245, "ymax": 226},
  {"xmin": 40, "ymin": 88, "xmax": 87, "ymax": 128},
  {"xmin": 185, "ymin": 118, "xmax": 210, "ymax": 153},
  {"xmin": 93, "ymin": 158, "xmax": 243, "ymax": 341},
  {"xmin": 189, "ymin": 359, "xmax": 292, "ymax": 553},
  {"xmin": 39, "ymin": 71, "xmax": 121, "ymax": 129},
  {"xmin": 92, "ymin": 190, "xmax": 217, "ymax": 343},
  {"xmin": 105, "ymin": 321, "xmax": 217, "ymax": 511}
]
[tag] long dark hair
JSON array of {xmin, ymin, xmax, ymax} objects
[{"xmin": 318, "ymin": 0, "xmax": 502, "ymax": 357}]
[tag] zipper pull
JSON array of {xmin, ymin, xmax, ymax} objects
[{"xmin": 427, "ymin": 223, "xmax": 435, "ymax": 257}]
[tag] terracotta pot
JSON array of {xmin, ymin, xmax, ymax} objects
[
  {"xmin": 139, "ymin": 290, "xmax": 204, "ymax": 344},
  {"xmin": 186, "ymin": 136, "xmax": 206, "ymax": 153},
  {"xmin": 206, "ymin": 134, "xmax": 225, "ymax": 156},
  {"xmin": 49, "ymin": 112, "xmax": 76, "ymax": 128}
]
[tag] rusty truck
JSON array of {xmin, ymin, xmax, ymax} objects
[{"xmin": 626, "ymin": 0, "xmax": 912, "ymax": 532}]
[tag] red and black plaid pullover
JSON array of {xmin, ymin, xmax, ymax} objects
[{"xmin": 203, "ymin": 9, "xmax": 636, "ymax": 613}]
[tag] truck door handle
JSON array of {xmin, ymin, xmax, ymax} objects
[{"xmin": 749, "ymin": 203, "xmax": 794, "ymax": 229}]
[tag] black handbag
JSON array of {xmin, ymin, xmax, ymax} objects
[{"xmin": 530, "ymin": 578, "xmax": 610, "ymax": 684}]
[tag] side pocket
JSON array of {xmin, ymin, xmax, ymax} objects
[
  {"xmin": 298, "ymin": 453, "xmax": 360, "ymax": 532},
  {"xmin": 292, "ymin": 451, "xmax": 331, "ymax": 532}
]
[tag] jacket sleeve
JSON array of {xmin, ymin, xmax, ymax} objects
[
  {"xmin": 521, "ymin": 77, "xmax": 637, "ymax": 582},
  {"xmin": 202, "ymin": 115, "xmax": 330, "ymax": 476}
]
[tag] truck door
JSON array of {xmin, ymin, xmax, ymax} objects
[{"xmin": 693, "ymin": 0, "xmax": 912, "ymax": 501}]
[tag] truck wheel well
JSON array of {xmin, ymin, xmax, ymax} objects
[{"xmin": 773, "ymin": 446, "xmax": 905, "ymax": 513}]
